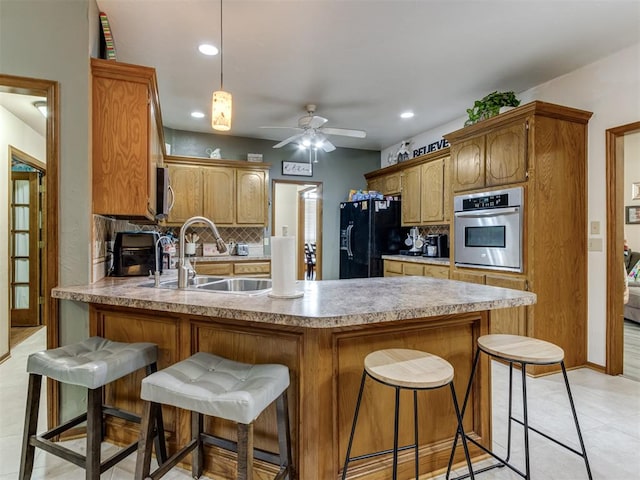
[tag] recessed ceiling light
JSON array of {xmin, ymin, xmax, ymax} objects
[
  {"xmin": 33, "ymin": 101, "xmax": 47, "ymax": 117},
  {"xmin": 400, "ymin": 111, "xmax": 415, "ymax": 119},
  {"xmin": 198, "ymin": 43, "xmax": 219, "ymax": 56},
  {"xmin": 191, "ymin": 111, "xmax": 205, "ymax": 118}
]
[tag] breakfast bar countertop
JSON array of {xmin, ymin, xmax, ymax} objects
[{"xmin": 52, "ymin": 274, "xmax": 535, "ymax": 328}]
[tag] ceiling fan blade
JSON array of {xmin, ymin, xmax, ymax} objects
[
  {"xmin": 321, "ymin": 139, "xmax": 336, "ymax": 153},
  {"xmin": 320, "ymin": 127, "xmax": 367, "ymax": 138},
  {"xmin": 273, "ymin": 133, "xmax": 303, "ymax": 149},
  {"xmin": 307, "ymin": 115, "xmax": 328, "ymax": 129},
  {"xmin": 260, "ymin": 126, "xmax": 304, "ymax": 132}
]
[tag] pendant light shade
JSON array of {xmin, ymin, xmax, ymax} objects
[
  {"xmin": 211, "ymin": 0, "xmax": 232, "ymax": 131},
  {"xmin": 212, "ymin": 90, "xmax": 232, "ymax": 131}
]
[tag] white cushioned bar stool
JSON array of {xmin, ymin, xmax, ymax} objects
[
  {"xmin": 446, "ymin": 334, "xmax": 592, "ymax": 480},
  {"xmin": 134, "ymin": 351, "xmax": 294, "ymax": 480},
  {"xmin": 341, "ymin": 349, "xmax": 475, "ymax": 480},
  {"xmin": 19, "ymin": 336, "xmax": 167, "ymax": 480}
]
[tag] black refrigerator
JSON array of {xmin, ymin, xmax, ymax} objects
[{"xmin": 339, "ymin": 199, "xmax": 405, "ymax": 279}]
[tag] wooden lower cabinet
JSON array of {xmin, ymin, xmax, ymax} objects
[
  {"xmin": 384, "ymin": 259, "xmax": 450, "ymax": 279},
  {"xmin": 195, "ymin": 260, "xmax": 270, "ymax": 277},
  {"xmin": 90, "ymin": 305, "xmax": 491, "ymax": 480}
]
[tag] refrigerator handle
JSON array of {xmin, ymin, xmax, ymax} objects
[{"xmin": 346, "ymin": 223, "xmax": 354, "ymax": 258}]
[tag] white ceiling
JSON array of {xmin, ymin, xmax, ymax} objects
[
  {"xmin": 6, "ymin": 1, "xmax": 640, "ymax": 152},
  {"xmin": 0, "ymin": 93, "xmax": 46, "ymax": 136}
]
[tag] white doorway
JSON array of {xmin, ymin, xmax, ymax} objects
[{"xmin": 272, "ymin": 180, "xmax": 323, "ymax": 280}]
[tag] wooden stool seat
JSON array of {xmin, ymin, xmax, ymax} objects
[
  {"xmin": 364, "ymin": 348, "xmax": 454, "ymax": 389},
  {"xmin": 477, "ymin": 334, "xmax": 564, "ymax": 364}
]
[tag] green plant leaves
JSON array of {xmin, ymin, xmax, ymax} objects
[{"xmin": 465, "ymin": 91, "xmax": 521, "ymax": 126}]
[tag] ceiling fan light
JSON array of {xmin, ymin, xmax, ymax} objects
[
  {"xmin": 314, "ymin": 140, "xmax": 323, "ymax": 148},
  {"xmin": 302, "ymin": 138, "xmax": 311, "ymax": 147},
  {"xmin": 211, "ymin": 90, "xmax": 232, "ymax": 131}
]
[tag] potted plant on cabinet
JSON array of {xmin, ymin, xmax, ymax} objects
[{"xmin": 464, "ymin": 91, "xmax": 520, "ymax": 126}]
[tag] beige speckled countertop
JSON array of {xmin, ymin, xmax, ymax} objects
[
  {"xmin": 189, "ymin": 254, "xmax": 271, "ymax": 262},
  {"xmin": 382, "ymin": 254, "xmax": 450, "ymax": 266},
  {"xmin": 52, "ymin": 274, "xmax": 535, "ymax": 329}
]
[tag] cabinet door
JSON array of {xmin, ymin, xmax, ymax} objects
[
  {"xmin": 236, "ymin": 169, "xmax": 266, "ymax": 225},
  {"xmin": 401, "ymin": 166, "xmax": 422, "ymax": 225},
  {"xmin": 423, "ymin": 264, "xmax": 449, "ymax": 279},
  {"xmin": 384, "ymin": 260, "xmax": 403, "ymax": 277},
  {"xmin": 196, "ymin": 262, "xmax": 233, "ymax": 276},
  {"xmin": 451, "ymin": 270, "xmax": 485, "ymax": 284},
  {"xmin": 485, "ymin": 122, "xmax": 527, "ymax": 187},
  {"xmin": 92, "ymin": 75, "xmax": 151, "ymax": 217},
  {"xmin": 420, "ymin": 159, "xmax": 444, "ymax": 223},
  {"xmin": 451, "ymin": 136, "xmax": 485, "ymax": 192},
  {"xmin": 485, "ymin": 274, "xmax": 527, "ymax": 335},
  {"xmin": 367, "ymin": 177, "xmax": 383, "ymax": 194},
  {"xmin": 202, "ymin": 167, "xmax": 235, "ymax": 225},
  {"xmin": 234, "ymin": 261, "xmax": 271, "ymax": 277},
  {"xmin": 167, "ymin": 164, "xmax": 202, "ymax": 224},
  {"xmin": 383, "ymin": 172, "xmax": 402, "ymax": 195},
  {"xmin": 403, "ymin": 262, "xmax": 424, "ymax": 276}
]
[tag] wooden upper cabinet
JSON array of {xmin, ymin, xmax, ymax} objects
[
  {"xmin": 367, "ymin": 171, "xmax": 401, "ymax": 196},
  {"xmin": 420, "ymin": 159, "xmax": 444, "ymax": 223},
  {"xmin": 451, "ymin": 136, "xmax": 485, "ymax": 192},
  {"xmin": 164, "ymin": 158, "xmax": 269, "ymax": 227},
  {"xmin": 485, "ymin": 122, "xmax": 527, "ymax": 187},
  {"xmin": 236, "ymin": 169, "xmax": 266, "ymax": 225},
  {"xmin": 203, "ymin": 167, "xmax": 235, "ymax": 224},
  {"xmin": 167, "ymin": 164, "xmax": 202, "ymax": 223},
  {"xmin": 449, "ymin": 120, "xmax": 528, "ymax": 193},
  {"xmin": 91, "ymin": 58, "xmax": 164, "ymax": 220},
  {"xmin": 401, "ymin": 165, "xmax": 422, "ymax": 225}
]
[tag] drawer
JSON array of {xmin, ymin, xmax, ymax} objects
[
  {"xmin": 384, "ymin": 260, "xmax": 404, "ymax": 275},
  {"xmin": 403, "ymin": 263, "xmax": 425, "ymax": 276},
  {"xmin": 196, "ymin": 262, "xmax": 233, "ymax": 276},
  {"xmin": 423, "ymin": 264, "xmax": 449, "ymax": 279},
  {"xmin": 233, "ymin": 261, "xmax": 271, "ymax": 276}
]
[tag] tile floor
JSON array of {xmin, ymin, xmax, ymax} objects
[{"xmin": 1, "ymin": 328, "xmax": 639, "ymax": 479}]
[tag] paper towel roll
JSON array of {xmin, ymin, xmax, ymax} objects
[{"xmin": 270, "ymin": 235, "xmax": 299, "ymax": 297}]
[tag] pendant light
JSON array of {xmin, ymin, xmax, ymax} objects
[{"xmin": 212, "ymin": 0, "xmax": 231, "ymax": 131}]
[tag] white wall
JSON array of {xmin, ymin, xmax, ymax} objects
[
  {"xmin": 625, "ymin": 132, "xmax": 640, "ymax": 252},
  {"xmin": 0, "ymin": 106, "xmax": 46, "ymax": 359},
  {"xmin": 0, "ymin": 0, "xmax": 99, "ymax": 416},
  {"xmin": 382, "ymin": 43, "xmax": 640, "ymax": 367}
]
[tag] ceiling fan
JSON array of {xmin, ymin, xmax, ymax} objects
[{"xmin": 261, "ymin": 104, "xmax": 366, "ymax": 152}]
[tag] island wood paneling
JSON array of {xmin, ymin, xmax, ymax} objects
[{"xmin": 88, "ymin": 305, "xmax": 491, "ymax": 479}]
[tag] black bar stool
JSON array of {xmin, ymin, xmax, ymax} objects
[
  {"xmin": 342, "ymin": 348, "xmax": 474, "ymax": 480},
  {"xmin": 446, "ymin": 334, "xmax": 592, "ymax": 480},
  {"xmin": 19, "ymin": 337, "xmax": 167, "ymax": 480}
]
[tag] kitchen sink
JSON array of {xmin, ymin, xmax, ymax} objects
[
  {"xmin": 141, "ymin": 276, "xmax": 271, "ymax": 295},
  {"xmin": 196, "ymin": 278, "xmax": 272, "ymax": 293}
]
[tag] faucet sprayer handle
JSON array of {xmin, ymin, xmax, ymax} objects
[{"xmin": 216, "ymin": 237, "xmax": 228, "ymax": 254}]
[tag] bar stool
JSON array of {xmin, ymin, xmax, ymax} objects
[
  {"xmin": 134, "ymin": 351, "xmax": 294, "ymax": 480},
  {"xmin": 446, "ymin": 334, "xmax": 592, "ymax": 480},
  {"xmin": 19, "ymin": 336, "xmax": 167, "ymax": 480},
  {"xmin": 341, "ymin": 348, "xmax": 475, "ymax": 480}
]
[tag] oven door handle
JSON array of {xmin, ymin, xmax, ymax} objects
[{"xmin": 454, "ymin": 207, "xmax": 520, "ymax": 218}]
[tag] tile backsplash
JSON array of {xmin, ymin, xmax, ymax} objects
[{"xmin": 92, "ymin": 215, "xmax": 265, "ymax": 282}]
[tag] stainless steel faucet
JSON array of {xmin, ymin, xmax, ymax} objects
[{"xmin": 178, "ymin": 216, "xmax": 227, "ymax": 288}]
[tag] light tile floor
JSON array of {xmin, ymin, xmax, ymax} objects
[{"xmin": 1, "ymin": 328, "xmax": 639, "ymax": 479}]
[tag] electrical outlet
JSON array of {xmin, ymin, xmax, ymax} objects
[
  {"xmin": 588, "ymin": 238, "xmax": 603, "ymax": 251},
  {"xmin": 590, "ymin": 221, "xmax": 600, "ymax": 235},
  {"xmin": 263, "ymin": 237, "xmax": 269, "ymax": 246}
]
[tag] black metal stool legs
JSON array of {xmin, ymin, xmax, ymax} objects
[
  {"xmin": 561, "ymin": 362, "xmax": 592, "ymax": 480},
  {"xmin": 341, "ymin": 371, "xmax": 367, "ymax": 480}
]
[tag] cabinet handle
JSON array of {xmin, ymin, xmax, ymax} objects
[{"xmin": 167, "ymin": 184, "xmax": 176, "ymax": 212}]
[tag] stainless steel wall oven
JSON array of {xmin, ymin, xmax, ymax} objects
[{"xmin": 454, "ymin": 186, "xmax": 523, "ymax": 272}]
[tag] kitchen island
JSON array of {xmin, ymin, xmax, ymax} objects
[{"xmin": 52, "ymin": 275, "xmax": 535, "ymax": 479}]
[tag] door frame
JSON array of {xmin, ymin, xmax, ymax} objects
[
  {"xmin": 606, "ymin": 121, "xmax": 640, "ymax": 375},
  {"xmin": 272, "ymin": 179, "xmax": 323, "ymax": 280},
  {"xmin": 0, "ymin": 74, "xmax": 59, "ymax": 424}
]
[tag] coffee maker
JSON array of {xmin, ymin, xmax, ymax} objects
[{"xmin": 423, "ymin": 234, "xmax": 449, "ymax": 258}]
